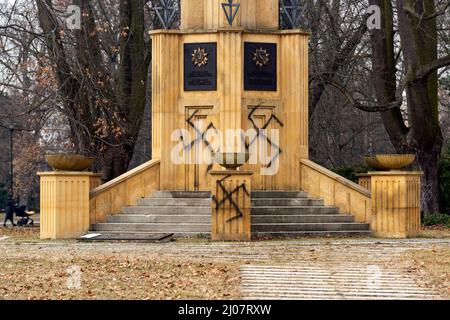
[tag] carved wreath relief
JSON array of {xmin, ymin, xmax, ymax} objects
[
  {"xmin": 253, "ymin": 47, "xmax": 270, "ymax": 67},
  {"xmin": 192, "ymin": 47, "xmax": 209, "ymax": 67}
]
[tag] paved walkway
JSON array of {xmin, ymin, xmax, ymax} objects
[
  {"xmin": 0, "ymin": 238, "xmax": 448, "ymax": 299},
  {"xmin": 241, "ymin": 264, "xmax": 440, "ymax": 300}
]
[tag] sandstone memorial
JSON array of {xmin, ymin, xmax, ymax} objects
[{"xmin": 38, "ymin": 0, "xmax": 423, "ymax": 241}]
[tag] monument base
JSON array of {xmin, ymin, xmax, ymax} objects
[
  {"xmin": 359, "ymin": 171, "xmax": 423, "ymax": 238},
  {"xmin": 38, "ymin": 171, "xmax": 101, "ymax": 239}
]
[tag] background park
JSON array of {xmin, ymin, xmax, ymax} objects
[{"xmin": 0, "ymin": 0, "xmax": 449, "ymax": 300}]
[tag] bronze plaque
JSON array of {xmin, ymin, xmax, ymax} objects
[
  {"xmin": 184, "ymin": 42, "xmax": 217, "ymax": 91},
  {"xmin": 244, "ymin": 42, "xmax": 277, "ymax": 91}
]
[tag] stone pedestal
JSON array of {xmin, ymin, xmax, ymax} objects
[
  {"xmin": 210, "ymin": 170, "xmax": 252, "ymax": 241},
  {"xmin": 38, "ymin": 171, "xmax": 102, "ymax": 239},
  {"xmin": 359, "ymin": 172, "xmax": 423, "ymax": 238}
]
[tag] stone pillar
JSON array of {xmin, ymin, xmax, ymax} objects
[
  {"xmin": 210, "ymin": 171, "xmax": 252, "ymax": 241},
  {"xmin": 364, "ymin": 172, "xmax": 423, "ymax": 238},
  {"xmin": 38, "ymin": 172, "xmax": 101, "ymax": 239},
  {"xmin": 181, "ymin": 0, "xmax": 204, "ymax": 30},
  {"xmin": 255, "ymin": 0, "xmax": 279, "ymax": 29},
  {"xmin": 181, "ymin": 0, "xmax": 279, "ymax": 30}
]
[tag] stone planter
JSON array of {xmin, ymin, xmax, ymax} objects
[
  {"xmin": 364, "ymin": 154, "xmax": 415, "ymax": 171},
  {"xmin": 45, "ymin": 154, "xmax": 94, "ymax": 172},
  {"xmin": 213, "ymin": 152, "xmax": 250, "ymax": 170}
]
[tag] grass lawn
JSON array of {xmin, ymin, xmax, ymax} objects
[
  {"xmin": 0, "ymin": 253, "xmax": 241, "ymax": 300},
  {"xmin": 0, "ymin": 227, "xmax": 40, "ymax": 241},
  {"xmin": 0, "ymin": 228, "xmax": 241, "ymax": 299},
  {"xmin": 419, "ymin": 226, "xmax": 450, "ymax": 238},
  {"xmin": 399, "ymin": 248, "xmax": 450, "ymax": 299}
]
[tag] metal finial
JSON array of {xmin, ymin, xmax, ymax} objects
[
  {"xmin": 221, "ymin": 0, "xmax": 240, "ymax": 26},
  {"xmin": 153, "ymin": 0, "xmax": 178, "ymax": 30},
  {"xmin": 281, "ymin": 0, "xmax": 304, "ymax": 29}
]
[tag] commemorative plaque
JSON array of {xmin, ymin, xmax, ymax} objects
[
  {"xmin": 184, "ymin": 42, "xmax": 217, "ymax": 91},
  {"xmin": 244, "ymin": 42, "xmax": 277, "ymax": 91}
]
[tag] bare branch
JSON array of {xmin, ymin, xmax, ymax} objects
[
  {"xmin": 326, "ymin": 80, "xmax": 403, "ymax": 112},
  {"xmin": 417, "ymin": 54, "xmax": 450, "ymax": 79},
  {"xmin": 403, "ymin": 1, "xmax": 450, "ymax": 20}
]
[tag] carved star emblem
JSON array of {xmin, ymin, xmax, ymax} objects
[
  {"xmin": 253, "ymin": 47, "xmax": 270, "ymax": 67},
  {"xmin": 192, "ymin": 48, "xmax": 209, "ymax": 67}
]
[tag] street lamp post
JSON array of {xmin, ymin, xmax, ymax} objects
[
  {"xmin": 9, "ymin": 128, "xmax": 14, "ymax": 198},
  {"xmin": 0, "ymin": 117, "xmax": 26, "ymax": 201}
]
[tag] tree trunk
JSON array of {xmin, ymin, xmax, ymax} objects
[
  {"xmin": 417, "ymin": 147, "xmax": 442, "ymax": 214},
  {"xmin": 36, "ymin": 0, "xmax": 150, "ymax": 182},
  {"xmin": 369, "ymin": 0, "xmax": 410, "ymax": 152},
  {"xmin": 369, "ymin": 0, "xmax": 444, "ymax": 214},
  {"xmin": 397, "ymin": 0, "xmax": 443, "ymax": 214}
]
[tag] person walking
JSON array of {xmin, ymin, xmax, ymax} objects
[{"xmin": 3, "ymin": 195, "xmax": 16, "ymax": 227}]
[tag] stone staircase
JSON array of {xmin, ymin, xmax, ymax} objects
[
  {"xmin": 89, "ymin": 191, "xmax": 372, "ymax": 239},
  {"xmin": 251, "ymin": 191, "xmax": 371, "ymax": 238}
]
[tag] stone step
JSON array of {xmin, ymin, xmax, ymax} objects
[
  {"xmin": 108, "ymin": 214, "xmax": 354, "ymax": 224},
  {"xmin": 252, "ymin": 215, "xmax": 355, "ymax": 224},
  {"xmin": 137, "ymin": 198, "xmax": 324, "ymax": 207},
  {"xmin": 137, "ymin": 198, "xmax": 211, "ymax": 206},
  {"xmin": 108, "ymin": 214, "xmax": 211, "ymax": 224},
  {"xmin": 252, "ymin": 198, "xmax": 324, "ymax": 206},
  {"xmin": 122, "ymin": 206, "xmax": 211, "ymax": 215},
  {"xmin": 89, "ymin": 189, "xmax": 372, "ymax": 239},
  {"xmin": 252, "ymin": 223, "xmax": 370, "ymax": 232},
  {"xmin": 87, "ymin": 230, "xmax": 372, "ymax": 239},
  {"xmin": 92, "ymin": 222, "xmax": 211, "ymax": 233},
  {"xmin": 93, "ymin": 222, "xmax": 369, "ymax": 233},
  {"xmin": 251, "ymin": 191, "xmax": 308, "ymax": 198},
  {"xmin": 83, "ymin": 231, "xmax": 210, "ymax": 239},
  {"xmin": 122, "ymin": 206, "xmax": 339, "ymax": 215},
  {"xmin": 152, "ymin": 191, "xmax": 211, "ymax": 198},
  {"xmin": 252, "ymin": 230, "xmax": 373, "ymax": 238},
  {"xmin": 251, "ymin": 207, "xmax": 339, "ymax": 215}
]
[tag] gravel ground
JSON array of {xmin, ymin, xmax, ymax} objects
[{"xmin": 0, "ymin": 227, "xmax": 449, "ymax": 300}]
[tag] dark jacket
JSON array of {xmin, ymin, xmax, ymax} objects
[{"xmin": 5, "ymin": 198, "xmax": 14, "ymax": 219}]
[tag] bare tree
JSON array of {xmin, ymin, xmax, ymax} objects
[
  {"xmin": 302, "ymin": 0, "xmax": 450, "ymax": 214},
  {"xmin": 364, "ymin": 0, "xmax": 450, "ymax": 214}
]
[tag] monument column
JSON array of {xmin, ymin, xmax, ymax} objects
[{"xmin": 151, "ymin": 0, "xmax": 309, "ymax": 191}]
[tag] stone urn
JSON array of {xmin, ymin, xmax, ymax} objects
[
  {"xmin": 45, "ymin": 154, "xmax": 94, "ymax": 171},
  {"xmin": 214, "ymin": 152, "xmax": 250, "ymax": 170},
  {"xmin": 364, "ymin": 154, "xmax": 415, "ymax": 171}
]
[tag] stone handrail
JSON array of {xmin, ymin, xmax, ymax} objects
[
  {"xmin": 89, "ymin": 159, "xmax": 161, "ymax": 224},
  {"xmin": 299, "ymin": 159, "xmax": 372, "ymax": 223}
]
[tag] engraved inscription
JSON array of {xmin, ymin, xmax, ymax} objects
[
  {"xmin": 184, "ymin": 43, "xmax": 217, "ymax": 91},
  {"xmin": 244, "ymin": 42, "xmax": 277, "ymax": 91}
]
